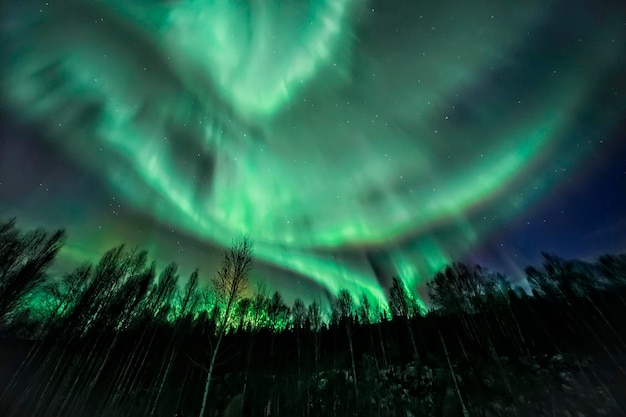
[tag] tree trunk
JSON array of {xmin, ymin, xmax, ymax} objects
[
  {"xmin": 346, "ymin": 324, "xmax": 358, "ymax": 399},
  {"xmin": 200, "ymin": 295, "xmax": 233, "ymax": 417},
  {"xmin": 439, "ymin": 329, "xmax": 469, "ymax": 417},
  {"xmin": 199, "ymin": 331, "xmax": 224, "ymax": 417},
  {"xmin": 176, "ymin": 360, "xmax": 192, "ymax": 410},
  {"xmin": 149, "ymin": 343, "xmax": 177, "ymax": 417},
  {"xmin": 242, "ymin": 335, "xmax": 254, "ymax": 399},
  {"xmin": 296, "ymin": 328, "xmax": 302, "ymax": 388},
  {"xmin": 368, "ymin": 327, "xmax": 380, "ymax": 374},
  {"xmin": 406, "ymin": 320, "xmax": 419, "ymax": 362},
  {"xmin": 377, "ymin": 323, "xmax": 388, "ymax": 370}
]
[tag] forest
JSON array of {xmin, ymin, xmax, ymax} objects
[{"xmin": 1, "ymin": 217, "xmax": 625, "ymax": 417}]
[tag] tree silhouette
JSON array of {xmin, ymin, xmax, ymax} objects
[
  {"xmin": 149, "ymin": 267, "xmax": 195, "ymax": 417},
  {"xmin": 198, "ymin": 237, "xmax": 253, "ymax": 417},
  {"xmin": 334, "ymin": 289, "xmax": 358, "ymax": 399},
  {"xmin": 0, "ymin": 218, "xmax": 65, "ymax": 321},
  {"xmin": 291, "ymin": 298, "xmax": 306, "ymax": 386},
  {"xmin": 358, "ymin": 292, "xmax": 381, "ymax": 373},
  {"xmin": 307, "ymin": 298, "xmax": 323, "ymax": 374},
  {"xmin": 388, "ymin": 277, "xmax": 420, "ymax": 360},
  {"xmin": 2, "ymin": 218, "xmax": 626, "ymax": 417}
]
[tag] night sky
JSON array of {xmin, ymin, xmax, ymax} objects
[{"xmin": 1, "ymin": 0, "xmax": 626, "ymax": 306}]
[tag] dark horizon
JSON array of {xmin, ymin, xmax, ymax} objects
[{"xmin": 1, "ymin": 222, "xmax": 626, "ymax": 416}]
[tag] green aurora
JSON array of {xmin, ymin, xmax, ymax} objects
[{"xmin": 2, "ymin": 0, "xmax": 626, "ymax": 305}]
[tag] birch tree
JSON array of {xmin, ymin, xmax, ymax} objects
[{"xmin": 198, "ymin": 237, "xmax": 253, "ymax": 417}]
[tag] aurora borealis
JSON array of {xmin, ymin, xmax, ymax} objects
[{"xmin": 1, "ymin": 0, "xmax": 626, "ymax": 305}]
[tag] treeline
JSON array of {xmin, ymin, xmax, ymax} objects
[{"xmin": 1, "ymin": 217, "xmax": 625, "ymax": 417}]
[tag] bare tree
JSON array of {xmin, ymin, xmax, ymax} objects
[
  {"xmin": 0, "ymin": 219, "xmax": 65, "ymax": 321},
  {"xmin": 358, "ymin": 292, "xmax": 380, "ymax": 374},
  {"xmin": 148, "ymin": 268, "xmax": 195, "ymax": 417},
  {"xmin": 389, "ymin": 277, "xmax": 419, "ymax": 361},
  {"xmin": 335, "ymin": 289, "xmax": 358, "ymax": 399},
  {"xmin": 198, "ymin": 237, "xmax": 253, "ymax": 417},
  {"xmin": 307, "ymin": 298, "xmax": 323, "ymax": 373}
]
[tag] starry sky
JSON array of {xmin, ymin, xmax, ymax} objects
[{"xmin": 1, "ymin": 0, "xmax": 626, "ymax": 306}]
